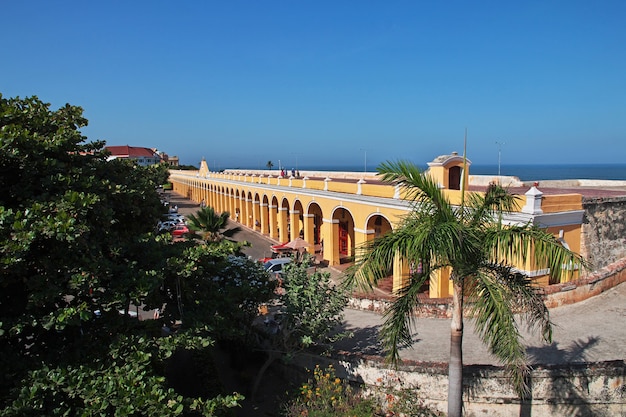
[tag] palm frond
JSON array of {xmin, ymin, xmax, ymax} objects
[
  {"xmin": 222, "ymin": 226, "xmax": 242, "ymax": 238},
  {"xmin": 186, "ymin": 207, "xmax": 232, "ymax": 242},
  {"xmin": 469, "ymin": 263, "xmax": 552, "ymax": 396},
  {"xmin": 483, "ymin": 225, "xmax": 588, "ymax": 283},
  {"xmin": 346, "ymin": 212, "xmax": 463, "ymax": 292},
  {"xmin": 379, "ymin": 272, "xmax": 430, "ymax": 365},
  {"xmin": 378, "ymin": 160, "xmax": 456, "ymax": 221},
  {"xmin": 465, "ymin": 182, "xmax": 520, "ymax": 227}
]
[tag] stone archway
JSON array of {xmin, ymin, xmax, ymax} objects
[
  {"xmin": 245, "ymin": 191, "xmax": 254, "ymax": 228},
  {"xmin": 292, "ymin": 199, "xmax": 305, "ymax": 240},
  {"xmin": 366, "ymin": 214, "xmax": 393, "ymax": 240},
  {"xmin": 261, "ymin": 194, "xmax": 270, "ymax": 236},
  {"xmin": 234, "ymin": 189, "xmax": 241, "ymax": 223},
  {"xmin": 253, "ymin": 193, "xmax": 262, "ymax": 232},
  {"xmin": 269, "ymin": 196, "xmax": 280, "ymax": 240},
  {"xmin": 305, "ymin": 202, "xmax": 324, "ymax": 259},
  {"xmin": 329, "ymin": 207, "xmax": 355, "ymax": 265},
  {"xmin": 279, "ymin": 197, "xmax": 291, "ymax": 243}
]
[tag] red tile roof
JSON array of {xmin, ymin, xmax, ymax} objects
[{"xmin": 106, "ymin": 145, "xmax": 157, "ymax": 158}]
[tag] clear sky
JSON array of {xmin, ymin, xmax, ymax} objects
[{"xmin": 2, "ymin": 1, "xmax": 625, "ymax": 169}]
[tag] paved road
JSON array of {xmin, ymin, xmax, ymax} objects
[{"xmin": 170, "ymin": 191, "xmax": 626, "ymax": 367}]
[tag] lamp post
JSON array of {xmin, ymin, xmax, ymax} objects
[{"xmin": 495, "ymin": 141, "xmax": 505, "ymax": 178}]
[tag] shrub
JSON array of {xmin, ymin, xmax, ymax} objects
[
  {"xmin": 282, "ymin": 365, "xmax": 444, "ymax": 417},
  {"xmin": 281, "ymin": 364, "xmax": 378, "ymax": 417}
]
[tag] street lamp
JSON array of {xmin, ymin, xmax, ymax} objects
[{"xmin": 495, "ymin": 141, "xmax": 505, "ymax": 178}]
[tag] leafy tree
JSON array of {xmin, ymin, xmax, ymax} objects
[
  {"xmin": 148, "ymin": 243, "xmax": 277, "ymax": 342},
  {"xmin": 251, "ymin": 256, "xmax": 349, "ymax": 399},
  {"xmin": 186, "ymin": 206, "xmax": 237, "ymax": 242},
  {"xmin": 146, "ymin": 161, "xmax": 172, "ymax": 187},
  {"xmin": 0, "ymin": 94, "xmax": 272, "ymax": 415},
  {"xmin": 278, "ymin": 258, "xmax": 348, "ymax": 351},
  {"xmin": 346, "ymin": 160, "xmax": 585, "ymax": 417},
  {"xmin": 266, "ymin": 160, "xmax": 274, "ymax": 170}
]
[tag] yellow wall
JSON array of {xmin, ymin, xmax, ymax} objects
[{"xmin": 171, "ymin": 165, "xmax": 585, "ymax": 298}]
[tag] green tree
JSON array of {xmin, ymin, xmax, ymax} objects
[
  {"xmin": 266, "ymin": 160, "xmax": 274, "ymax": 170},
  {"xmin": 346, "ymin": 161, "xmax": 585, "ymax": 417},
  {"xmin": 148, "ymin": 243, "xmax": 277, "ymax": 341},
  {"xmin": 0, "ymin": 94, "xmax": 270, "ymax": 415},
  {"xmin": 251, "ymin": 256, "xmax": 350, "ymax": 399},
  {"xmin": 186, "ymin": 206, "xmax": 239, "ymax": 242},
  {"xmin": 145, "ymin": 161, "xmax": 172, "ymax": 186}
]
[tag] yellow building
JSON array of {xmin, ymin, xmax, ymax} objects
[{"xmin": 170, "ymin": 154, "xmax": 584, "ymax": 298}]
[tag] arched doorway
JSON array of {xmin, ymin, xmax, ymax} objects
[
  {"xmin": 366, "ymin": 214, "xmax": 392, "ymax": 240},
  {"xmin": 292, "ymin": 199, "xmax": 305, "ymax": 240},
  {"xmin": 279, "ymin": 198, "xmax": 290, "ymax": 243},
  {"xmin": 332, "ymin": 207, "xmax": 355, "ymax": 264},
  {"xmin": 305, "ymin": 202, "xmax": 324, "ymax": 259},
  {"xmin": 449, "ymin": 166, "xmax": 461, "ymax": 190}
]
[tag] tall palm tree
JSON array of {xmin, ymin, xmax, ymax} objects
[
  {"xmin": 186, "ymin": 206, "xmax": 237, "ymax": 242},
  {"xmin": 266, "ymin": 160, "xmax": 274, "ymax": 170},
  {"xmin": 346, "ymin": 160, "xmax": 585, "ymax": 417}
]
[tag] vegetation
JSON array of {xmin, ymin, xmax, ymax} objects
[
  {"xmin": 0, "ymin": 94, "xmax": 275, "ymax": 416},
  {"xmin": 282, "ymin": 365, "xmax": 378, "ymax": 417},
  {"xmin": 278, "ymin": 257, "xmax": 349, "ymax": 351},
  {"xmin": 250, "ymin": 257, "xmax": 350, "ymax": 399},
  {"xmin": 266, "ymin": 160, "xmax": 274, "ymax": 170},
  {"xmin": 186, "ymin": 206, "xmax": 238, "ymax": 242},
  {"xmin": 176, "ymin": 164, "xmax": 200, "ymax": 170},
  {"xmin": 346, "ymin": 160, "xmax": 586, "ymax": 417},
  {"xmin": 281, "ymin": 364, "xmax": 441, "ymax": 417}
]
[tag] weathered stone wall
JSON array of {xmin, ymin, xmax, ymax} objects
[
  {"xmin": 581, "ymin": 196, "xmax": 626, "ymax": 270},
  {"xmin": 282, "ymin": 353, "xmax": 626, "ymax": 416}
]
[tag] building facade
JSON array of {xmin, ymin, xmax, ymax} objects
[
  {"xmin": 105, "ymin": 145, "xmax": 162, "ymax": 166},
  {"xmin": 169, "ymin": 155, "xmax": 585, "ymax": 298}
]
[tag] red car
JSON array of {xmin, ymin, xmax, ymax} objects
[{"xmin": 171, "ymin": 224, "xmax": 190, "ymax": 237}]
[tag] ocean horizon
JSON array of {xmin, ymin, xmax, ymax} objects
[{"xmin": 225, "ymin": 163, "xmax": 626, "ymax": 182}]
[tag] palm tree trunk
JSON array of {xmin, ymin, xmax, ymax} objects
[{"xmin": 448, "ymin": 279, "xmax": 464, "ymax": 417}]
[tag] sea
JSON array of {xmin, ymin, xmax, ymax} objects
[{"xmin": 283, "ymin": 164, "xmax": 626, "ymax": 182}]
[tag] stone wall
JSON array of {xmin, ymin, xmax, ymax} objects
[
  {"xmin": 348, "ymin": 257, "xmax": 626, "ymax": 314},
  {"xmin": 283, "ymin": 352, "xmax": 626, "ymax": 416},
  {"xmin": 581, "ymin": 196, "xmax": 626, "ymax": 270}
]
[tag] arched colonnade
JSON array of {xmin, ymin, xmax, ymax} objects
[{"xmin": 168, "ymin": 172, "xmax": 445, "ymax": 295}]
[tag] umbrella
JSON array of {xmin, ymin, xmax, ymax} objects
[{"xmin": 284, "ymin": 237, "xmax": 312, "ymax": 250}]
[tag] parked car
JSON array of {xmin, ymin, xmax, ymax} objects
[
  {"xmin": 263, "ymin": 258, "xmax": 292, "ymax": 276},
  {"xmin": 163, "ymin": 213, "xmax": 185, "ymax": 223},
  {"xmin": 156, "ymin": 220, "xmax": 177, "ymax": 232},
  {"xmin": 171, "ymin": 224, "xmax": 190, "ymax": 237}
]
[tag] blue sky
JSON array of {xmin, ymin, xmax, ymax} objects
[{"xmin": 2, "ymin": 1, "xmax": 625, "ymax": 169}]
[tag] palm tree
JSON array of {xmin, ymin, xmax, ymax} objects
[
  {"xmin": 346, "ymin": 160, "xmax": 585, "ymax": 417},
  {"xmin": 186, "ymin": 206, "xmax": 237, "ymax": 242},
  {"xmin": 266, "ymin": 160, "xmax": 274, "ymax": 170}
]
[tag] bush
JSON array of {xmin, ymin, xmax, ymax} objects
[
  {"xmin": 281, "ymin": 364, "xmax": 378, "ymax": 417},
  {"xmin": 282, "ymin": 364, "xmax": 444, "ymax": 417}
]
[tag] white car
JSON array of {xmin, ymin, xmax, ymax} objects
[
  {"xmin": 157, "ymin": 220, "xmax": 178, "ymax": 232},
  {"xmin": 163, "ymin": 214, "xmax": 186, "ymax": 224},
  {"xmin": 263, "ymin": 258, "xmax": 292, "ymax": 276}
]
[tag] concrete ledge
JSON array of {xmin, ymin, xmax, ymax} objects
[
  {"xmin": 542, "ymin": 257, "xmax": 626, "ymax": 308},
  {"xmin": 281, "ymin": 351, "xmax": 626, "ymax": 417}
]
